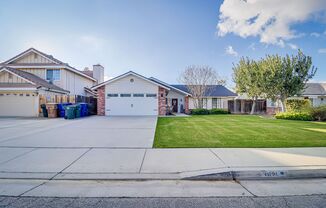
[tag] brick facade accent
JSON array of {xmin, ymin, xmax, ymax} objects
[
  {"xmin": 97, "ymin": 86, "xmax": 105, "ymax": 116},
  {"xmin": 266, "ymin": 107, "xmax": 282, "ymax": 115},
  {"xmin": 185, "ymin": 96, "xmax": 190, "ymax": 114},
  {"xmin": 158, "ymin": 87, "xmax": 167, "ymax": 116}
]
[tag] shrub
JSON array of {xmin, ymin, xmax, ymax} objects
[
  {"xmin": 209, "ymin": 108, "xmax": 229, "ymax": 114},
  {"xmin": 286, "ymin": 99, "xmax": 311, "ymax": 112},
  {"xmin": 275, "ymin": 112, "xmax": 313, "ymax": 121},
  {"xmin": 311, "ymin": 105, "xmax": 326, "ymax": 121},
  {"xmin": 191, "ymin": 109, "xmax": 210, "ymax": 115},
  {"xmin": 190, "ymin": 108, "xmax": 229, "ymax": 115}
]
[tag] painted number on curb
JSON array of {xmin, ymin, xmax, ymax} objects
[{"xmin": 263, "ymin": 171, "xmax": 286, "ymax": 177}]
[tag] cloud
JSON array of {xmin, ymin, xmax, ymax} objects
[
  {"xmin": 287, "ymin": 43, "xmax": 298, "ymax": 50},
  {"xmin": 225, "ymin": 45, "xmax": 238, "ymax": 56},
  {"xmin": 310, "ymin": 32, "xmax": 321, "ymax": 37},
  {"xmin": 318, "ymin": 48, "xmax": 326, "ymax": 53},
  {"xmin": 217, "ymin": 0, "xmax": 326, "ymax": 46},
  {"xmin": 78, "ymin": 35, "xmax": 106, "ymax": 51}
]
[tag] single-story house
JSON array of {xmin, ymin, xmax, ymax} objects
[
  {"xmin": 266, "ymin": 82, "xmax": 326, "ymax": 114},
  {"xmin": 0, "ymin": 48, "xmax": 104, "ymax": 117},
  {"xmin": 91, "ymin": 71, "xmax": 237, "ymax": 116}
]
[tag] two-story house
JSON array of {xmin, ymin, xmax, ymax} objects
[{"xmin": 0, "ymin": 48, "xmax": 104, "ymax": 117}]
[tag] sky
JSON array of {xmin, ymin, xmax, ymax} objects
[{"xmin": 0, "ymin": 0, "xmax": 326, "ymax": 87}]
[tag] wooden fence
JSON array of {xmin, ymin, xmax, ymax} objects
[
  {"xmin": 38, "ymin": 95, "xmax": 97, "ymax": 114},
  {"xmin": 39, "ymin": 95, "xmax": 76, "ymax": 113}
]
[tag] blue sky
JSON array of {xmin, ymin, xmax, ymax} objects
[{"xmin": 0, "ymin": 0, "xmax": 326, "ymax": 86}]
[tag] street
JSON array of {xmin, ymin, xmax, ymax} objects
[{"xmin": 1, "ymin": 195, "xmax": 325, "ymax": 208}]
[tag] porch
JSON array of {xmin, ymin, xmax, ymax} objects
[{"xmin": 228, "ymin": 99, "xmax": 266, "ymax": 114}]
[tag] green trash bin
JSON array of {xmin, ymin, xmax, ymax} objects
[
  {"xmin": 64, "ymin": 105, "xmax": 76, "ymax": 119},
  {"xmin": 75, "ymin": 104, "xmax": 81, "ymax": 118}
]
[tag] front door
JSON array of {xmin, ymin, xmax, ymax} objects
[{"xmin": 172, "ymin": 99, "xmax": 178, "ymax": 113}]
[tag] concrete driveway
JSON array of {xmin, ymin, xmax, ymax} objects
[{"xmin": 0, "ymin": 116, "xmax": 157, "ymax": 148}]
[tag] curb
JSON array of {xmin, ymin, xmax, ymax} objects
[{"xmin": 185, "ymin": 169, "xmax": 326, "ymax": 180}]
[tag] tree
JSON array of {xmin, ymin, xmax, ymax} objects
[
  {"xmin": 232, "ymin": 57, "xmax": 264, "ymax": 114},
  {"xmin": 262, "ymin": 50, "xmax": 317, "ymax": 112},
  {"xmin": 179, "ymin": 65, "xmax": 225, "ymax": 109}
]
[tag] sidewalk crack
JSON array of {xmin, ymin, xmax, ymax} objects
[
  {"xmin": 18, "ymin": 148, "xmax": 92, "ymax": 197},
  {"xmin": 209, "ymin": 149, "xmax": 228, "ymax": 167},
  {"xmin": 139, "ymin": 149, "xmax": 147, "ymax": 173}
]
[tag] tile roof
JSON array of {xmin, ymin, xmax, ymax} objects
[
  {"xmin": 0, "ymin": 83, "xmax": 36, "ymax": 88},
  {"xmin": 303, "ymin": 83, "xmax": 326, "ymax": 95},
  {"xmin": 0, "ymin": 67, "xmax": 69, "ymax": 93},
  {"xmin": 171, "ymin": 85, "xmax": 237, "ymax": 97}
]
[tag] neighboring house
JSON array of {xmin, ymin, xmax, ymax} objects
[
  {"xmin": 0, "ymin": 67, "xmax": 69, "ymax": 117},
  {"xmin": 0, "ymin": 48, "xmax": 104, "ymax": 117},
  {"xmin": 91, "ymin": 71, "xmax": 237, "ymax": 116},
  {"xmin": 266, "ymin": 82, "xmax": 326, "ymax": 114}
]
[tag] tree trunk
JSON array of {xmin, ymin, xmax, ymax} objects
[
  {"xmin": 280, "ymin": 98, "xmax": 287, "ymax": 112},
  {"xmin": 250, "ymin": 96, "xmax": 257, "ymax": 115}
]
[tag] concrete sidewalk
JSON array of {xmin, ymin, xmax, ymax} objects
[{"xmin": 0, "ymin": 147, "xmax": 325, "ymax": 180}]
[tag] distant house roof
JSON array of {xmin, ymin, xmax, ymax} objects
[
  {"xmin": 0, "ymin": 67, "xmax": 69, "ymax": 94},
  {"xmin": 171, "ymin": 85, "xmax": 237, "ymax": 97},
  {"xmin": 1, "ymin": 48, "xmax": 97, "ymax": 82},
  {"xmin": 303, "ymin": 83, "xmax": 326, "ymax": 95}
]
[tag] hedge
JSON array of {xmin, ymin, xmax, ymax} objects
[
  {"xmin": 286, "ymin": 99, "xmax": 311, "ymax": 112},
  {"xmin": 275, "ymin": 112, "xmax": 313, "ymax": 121},
  {"xmin": 191, "ymin": 108, "xmax": 229, "ymax": 115},
  {"xmin": 311, "ymin": 105, "xmax": 326, "ymax": 121}
]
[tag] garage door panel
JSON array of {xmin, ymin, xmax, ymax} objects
[
  {"xmin": 0, "ymin": 94, "xmax": 38, "ymax": 117},
  {"xmin": 106, "ymin": 97, "xmax": 158, "ymax": 116}
]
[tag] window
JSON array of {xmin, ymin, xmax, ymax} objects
[
  {"xmin": 212, "ymin": 98, "xmax": 217, "ymax": 108},
  {"xmin": 133, "ymin": 93, "xmax": 144, "ymax": 97},
  {"xmin": 120, "ymin": 93, "xmax": 131, "ymax": 97},
  {"xmin": 46, "ymin": 69, "xmax": 60, "ymax": 81},
  {"xmin": 130, "ymin": 78, "xmax": 134, "ymax": 83},
  {"xmin": 146, "ymin": 93, "xmax": 157, "ymax": 97},
  {"xmin": 8, "ymin": 73, "xmax": 13, "ymax": 79},
  {"xmin": 107, "ymin": 94, "xmax": 118, "ymax": 97},
  {"xmin": 199, "ymin": 98, "xmax": 208, "ymax": 108}
]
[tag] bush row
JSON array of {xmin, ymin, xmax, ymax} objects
[
  {"xmin": 190, "ymin": 108, "xmax": 229, "ymax": 115},
  {"xmin": 275, "ymin": 105, "xmax": 326, "ymax": 121},
  {"xmin": 275, "ymin": 112, "xmax": 313, "ymax": 121}
]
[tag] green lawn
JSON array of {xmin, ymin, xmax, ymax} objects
[{"xmin": 153, "ymin": 115, "xmax": 326, "ymax": 148}]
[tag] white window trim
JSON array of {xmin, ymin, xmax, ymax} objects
[{"xmin": 46, "ymin": 69, "xmax": 61, "ymax": 81}]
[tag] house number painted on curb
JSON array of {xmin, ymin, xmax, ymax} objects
[{"xmin": 262, "ymin": 171, "xmax": 287, "ymax": 177}]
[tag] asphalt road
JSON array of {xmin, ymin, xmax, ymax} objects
[{"xmin": 1, "ymin": 195, "xmax": 325, "ymax": 208}]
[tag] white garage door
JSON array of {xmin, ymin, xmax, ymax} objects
[
  {"xmin": 105, "ymin": 93, "xmax": 158, "ymax": 116},
  {"xmin": 0, "ymin": 93, "xmax": 39, "ymax": 117}
]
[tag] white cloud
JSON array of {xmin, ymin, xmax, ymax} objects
[
  {"xmin": 248, "ymin": 43, "xmax": 256, "ymax": 51},
  {"xmin": 225, "ymin": 45, "xmax": 238, "ymax": 56},
  {"xmin": 318, "ymin": 48, "xmax": 326, "ymax": 53},
  {"xmin": 217, "ymin": 0, "xmax": 326, "ymax": 45},
  {"xmin": 310, "ymin": 32, "xmax": 321, "ymax": 37},
  {"xmin": 288, "ymin": 43, "xmax": 298, "ymax": 50},
  {"xmin": 78, "ymin": 35, "xmax": 106, "ymax": 51}
]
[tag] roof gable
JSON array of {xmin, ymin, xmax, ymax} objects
[
  {"xmin": 3, "ymin": 48, "xmax": 63, "ymax": 65},
  {"xmin": 0, "ymin": 67, "xmax": 69, "ymax": 93},
  {"xmin": 2, "ymin": 48, "xmax": 97, "ymax": 82},
  {"xmin": 92, "ymin": 71, "xmax": 170, "ymax": 90}
]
